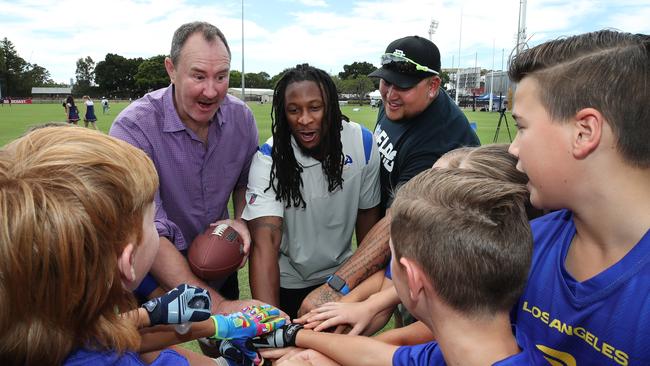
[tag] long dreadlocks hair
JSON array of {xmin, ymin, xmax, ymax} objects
[{"xmin": 268, "ymin": 63, "xmax": 346, "ymax": 209}]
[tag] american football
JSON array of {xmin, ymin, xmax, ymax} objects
[{"xmin": 188, "ymin": 224, "xmax": 244, "ymax": 281}]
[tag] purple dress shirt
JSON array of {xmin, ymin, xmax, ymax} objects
[{"xmin": 110, "ymin": 85, "xmax": 258, "ymax": 250}]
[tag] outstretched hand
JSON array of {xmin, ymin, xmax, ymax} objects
[
  {"xmin": 296, "ymin": 301, "xmax": 371, "ymax": 335},
  {"xmin": 142, "ymin": 284, "xmax": 212, "ymax": 326},
  {"xmin": 211, "ymin": 304, "xmax": 286, "ymax": 340}
]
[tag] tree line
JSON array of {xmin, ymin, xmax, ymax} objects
[
  {"xmin": 1, "ymin": 36, "xmax": 383, "ymax": 101},
  {"xmin": 0, "ymin": 38, "xmax": 60, "ymax": 97}
]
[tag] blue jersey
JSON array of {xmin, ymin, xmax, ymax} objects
[
  {"xmin": 64, "ymin": 348, "xmax": 188, "ymax": 366},
  {"xmin": 392, "ymin": 327, "xmax": 546, "ymax": 365},
  {"xmin": 513, "ymin": 209, "xmax": 650, "ymax": 365},
  {"xmin": 385, "ymin": 256, "xmax": 393, "ymax": 279}
]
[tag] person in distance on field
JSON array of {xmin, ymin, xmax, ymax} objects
[{"xmin": 83, "ymin": 95, "xmax": 98, "ymax": 130}]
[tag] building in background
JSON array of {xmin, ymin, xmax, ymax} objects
[
  {"xmin": 228, "ymin": 88, "xmax": 274, "ymax": 103},
  {"xmin": 30, "ymin": 87, "xmax": 73, "ymax": 103}
]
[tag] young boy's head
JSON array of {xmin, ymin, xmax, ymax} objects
[
  {"xmin": 436, "ymin": 144, "xmax": 527, "ymax": 186},
  {"xmin": 0, "ymin": 127, "xmax": 159, "ymax": 364},
  {"xmin": 507, "ymin": 30, "xmax": 649, "ymax": 209},
  {"xmin": 437, "ymin": 144, "xmax": 544, "ymax": 220},
  {"xmin": 389, "ymin": 168, "xmax": 532, "ymax": 319}
]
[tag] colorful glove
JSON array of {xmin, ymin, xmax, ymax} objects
[
  {"xmin": 142, "ymin": 284, "xmax": 211, "ymax": 326},
  {"xmin": 210, "ymin": 305, "xmax": 286, "ymax": 340},
  {"xmin": 251, "ymin": 323, "xmax": 304, "ymax": 349}
]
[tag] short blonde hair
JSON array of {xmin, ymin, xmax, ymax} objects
[
  {"xmin": 391, "ymin": 168, "xmax": 531, "ymax": 316},
  {"xmin": 0, "ymin": 127, "xmax": 158, "ymax": 364}
]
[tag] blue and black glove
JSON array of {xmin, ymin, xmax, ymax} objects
[
  {"xmin": 142, "ymin": 284, "xmax": 211, "ymax": 326},
  {"xmin": 218, "ymin": 338, "xmax": 270, "ymax": 366},
  {"xmin": 251, "ymin": 323, "xmax": 304, "ymax": 349}
]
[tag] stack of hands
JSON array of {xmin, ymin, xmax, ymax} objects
[
  {"xmin": 142, "ymin": 284, "xmax": 289, "ymax": 366},
  {"xmin": 141, "ymin": 284, "xmax": 365, "ymax": 365}
]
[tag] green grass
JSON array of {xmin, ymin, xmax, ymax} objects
[
  {"xmin": 0, "ymin": 100, "xmax": 517, "ymax": 354},
  {"xmin": 0, "ymin": 101, "xmax": 516, "ymax": 147}
]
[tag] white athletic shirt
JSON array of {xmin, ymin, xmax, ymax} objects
[{"xmin": 242, "ymin": 121, "xmax": 380, "ymax": 288}]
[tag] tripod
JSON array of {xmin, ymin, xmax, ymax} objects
[{"xmin": 493, "ymin": 108, "xmax": 513, "ymax": 143}]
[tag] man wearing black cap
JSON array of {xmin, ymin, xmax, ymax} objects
[
  {"xmin": 370, "ymin": 35, "xmax": 479, "ymax": 212},
  {"xmin": 298, "ymin": 36, "xmax": 479, "ymax": 321}
]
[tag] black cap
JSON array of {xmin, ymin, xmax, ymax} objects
[{"xmin": 369, "ymin": 36, "xmax": 441, "ymax": 89}]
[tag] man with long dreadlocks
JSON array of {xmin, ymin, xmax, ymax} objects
[{"xmin": 242, "ymin": 64, "xmax": 382, "ymax": 319}]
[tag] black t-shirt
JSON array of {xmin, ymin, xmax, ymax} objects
[{"xmin": 374, "ymin": 89, "xmax": 480, "ymax": 211}]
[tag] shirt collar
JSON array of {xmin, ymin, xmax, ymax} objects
[{"xmin": 291, "ymin": 136, "xmax": 321, "ymax": 168}]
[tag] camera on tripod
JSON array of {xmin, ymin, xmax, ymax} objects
[{"xmin": 493, "ymin": 102, "xmax": 512, "ymax": 143}]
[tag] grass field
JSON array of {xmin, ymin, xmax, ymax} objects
[
  {"xmin": 0, "ymin": 99, "xmax": 517, "ymax": 353},
  {"xmin": 0, "ymin": 100, "xmax": 516, "ymax": 146}
]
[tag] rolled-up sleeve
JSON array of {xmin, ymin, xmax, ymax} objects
[{"xmin": 242, "ymin": 143, "xmax": 284, "ymax": 221}]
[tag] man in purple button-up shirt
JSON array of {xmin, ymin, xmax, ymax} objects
[{"xmin": 110, "ymin": 21, "xmax": 265, "ymax": 316}]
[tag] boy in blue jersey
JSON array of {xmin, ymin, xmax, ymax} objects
[
  {"xmin": 252, "ymin": 168, "xmax": 547, "ymax": 365},
  {"xmin": 507, "ymin": 30, "xmax": 650, "ymax": 365}
]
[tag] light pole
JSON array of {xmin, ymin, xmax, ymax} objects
[
  {"xmin": 241, "ymin": 0, "xmax": 245, "ymax": 101},
  {"xmin": 516, "ymin": 0, "xmax": 527, "ymax": 55},
  {"xmin": 428, "ymin": 19, "xmax": 439, "ymax": 41},
  {"xmin": 489, "ymin": 39, "xmax": 495, "ymax": 112},
  {"xmin": 455, "ymin": 8, "xmax": 463, "ymax": 105}
]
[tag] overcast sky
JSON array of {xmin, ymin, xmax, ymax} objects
[{"xmin": 2, "ymin": 0, "xmax": 648, "ymax": 84}]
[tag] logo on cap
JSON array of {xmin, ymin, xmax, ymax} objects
[{"xmin": 394, "ymin": 49, "xmax": 405, "ymax": 57}]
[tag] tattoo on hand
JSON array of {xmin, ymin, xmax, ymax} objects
[{"xmin": 319, "ymin": 286, "xmax": 341, "ymax": 304}]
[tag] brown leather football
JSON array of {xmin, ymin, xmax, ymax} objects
[{"xmin": 188, "ymin": 224, "xmax": 244, "ymax": 281}]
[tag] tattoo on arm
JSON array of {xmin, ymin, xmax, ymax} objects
[
  {"xmin": 337, "ymin": 220, "xmax": 391, "ymax": 289},
  {"xmin": 249, "ymin": 219, "xmax": 283, "ymax": 234}
]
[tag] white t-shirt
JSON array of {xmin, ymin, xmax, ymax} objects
[{"xmin": 243, "ymin": 121, "xmax": 381, "ymax": 288}]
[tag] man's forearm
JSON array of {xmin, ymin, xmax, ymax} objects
[
  {"xmin": 249, "ymin": 217, "xmax": 283, "ymax": 307},
  {"xmin": 250, "ymin": 245, "xmax": 281, "ymax": 307},
  {"xmin": 296, "ymin": 330, "xmax": 396, "ymax": 366},
  {"xmin": 336, "ymin": 214, "xmax": 391, "ymax": 289},
  {"xmin": 150, "ymin": 237, "xmax": 226, "ymax": 313}
]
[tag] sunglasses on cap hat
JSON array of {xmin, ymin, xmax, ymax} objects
[{"xmin": 381, "ymin": 51, "xmax": 439, "ymax": 75}]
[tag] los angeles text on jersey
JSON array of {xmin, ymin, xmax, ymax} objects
[{"xmin": 521, "ymin": 301, "xmax": 629, "ymax": 365}]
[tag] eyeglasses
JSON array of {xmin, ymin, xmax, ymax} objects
[{"xmin": 381, "ymin": 52, "xmax": 439, "ymax": 75}]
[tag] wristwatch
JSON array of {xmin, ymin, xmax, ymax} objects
[{"xmin": 326, "ymin": 274, "xmax": 350, "ymax": 295}]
